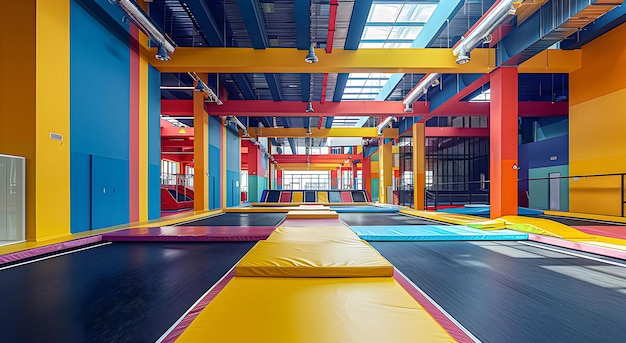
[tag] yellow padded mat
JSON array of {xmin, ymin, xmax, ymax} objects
[
  {"xmin": 400, "ymin": 208, "xmax": 506, "ymax": 229},
  {"xmin": 266, "ymin": 225, "xmax": 362, "ymax": 243},
  {"xmin": 235, "ymin": 240, "xmax": 393, "ymax": 277},
  {"xmin": 501, "ymin": 215, "xmax": 590, "ymax": 239},
  {"xmin": 317, "ymin": 191, "xmax": 329, "ymax": 203},
  {"xmin": 286, "ymin": 210, "xmax": 339, "ymax": 219},
  {"xmin": 292, "ymin": 191, "xmax": 304, "ymax": 203},
  {"xmin": 176, "ymin": 277, "xmax": 455, "ymax": 343}
]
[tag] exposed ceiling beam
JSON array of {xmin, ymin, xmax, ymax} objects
[
  {"xmin": 255, "ymin": 127, "xmax": 398, "ymax": 138},
  {"xmin": 149, "ymin": 47, "xmax": 580, "ymax": 74},
  {"xmin": 163, "ymin": 99, "xmax": 568, "ymax": 117},
  {"xmin": 183, "ymin": 0, "xmax": 225, "ymax": 46},
  {"xmin": 150, "ymin": 48, "xmax": 495, "ymax": 73}
]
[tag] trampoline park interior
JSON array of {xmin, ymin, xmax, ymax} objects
[{"xmin": 5, "ymin": 0, "xmax": 626, "ymax": 342}]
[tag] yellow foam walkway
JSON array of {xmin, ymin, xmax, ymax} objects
[
  {"xmin": 400, "ymin": 208, "xmax": 506, "ymax": 229},
  {"xmin": 286, "ymin": 210, "xmax": 339, "ymax": 219},
  {"xmin": 235, "ymin": 240, "xmax": 393, "ymax": 277},
  {"xmin": 501, "ymin": 216, "xmax": 591, "ymax": 239},
  {"xmin": 176, "ymin": 277, "xmax": 455, "ymax": 343},
  {"xmin": 267, "ymin": 225, "xmax": 361, "ymax": 243}
]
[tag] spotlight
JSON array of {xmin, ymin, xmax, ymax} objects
[
  {"xmin": 304, "ymin": 44, "xmax": 318, "ymax": 63},
  {"xmin": 156, "ymin": 44, "xmax": 170, "ymax": 61},
  {"xmin": 306, "ymin": 127, "xmax": 312, "ymax": 135},
  {"xmin": 455, "ymin": 49, "xmax": 470, "ymax": 65},
  {"xmin": 305, "ymin": 102, "xmax": 314, "ymax": 113}
]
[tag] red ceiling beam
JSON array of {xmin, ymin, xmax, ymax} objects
[
  {"xmin": 162, "ymin": 99, "xmax": 194, "ymax": 116},
  {"xmin": 273, "ymin": 154, "xmax": 357, "ymax": 164},
  {"xmin": 161, "ymin": 127, "xmax": 194, "ymax": 137},
  {"xmin": 162, "ymin": 100, "xmax": 567, "ymax": 117},
  {"xmin": 425, "ymin": 127, "xmax": 489, "ymax": 137},
  {"xmin": 206, "ymin": 100, "xmax": 421, "ymax": 116},
  {"xmin": 161, "ymin": 139, "xmax": 194, "ymax": 148}
]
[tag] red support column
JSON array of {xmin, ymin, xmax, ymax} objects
[
  {"xmin": 352, "ymin": 162, "xmax": 358, "ymax": 189},
  {"xmin": 276, "ymin": 169, "xmax": 283, "ymax": 190},
  {"xmin": 330, "ymin": 169, "xmax": 338, "ymax": 189},
  {"xmin": 362, "ymin": 156, "xmax": 372, "ymax": 197},
  {"xmin": 490, "ymin": 67, "xmax": 519, "ymax": 218}
]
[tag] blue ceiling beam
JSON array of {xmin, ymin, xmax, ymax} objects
[
  {"xmin": 300, "ymin": 73, "xmax": 311, "ymax": 102},
  {"xmin": 184, "ymin": 0, "xmax": 225, "ymax": 46},
  {"xmin": 232, "ymin": 74, "xmax": 256, "ymax": 100},
  {"xmin": 344, "ymin": 0, "xmax": 373, "ymax": 50},
  {"xmin": 428, "ymin": 74, "xmax": 484, "ymax": 111},
  {"xmin": 325, "ymin": 117, "xmax": 334, "ymax": 128},
  {"xmin": 237, "ymin": 0, "xmax": 270, "ymax": 49},
  {"xmin": 333, "ymin": 73, "xmax": 349, "ymax": 102},
  {"xmin": 376, "ymin": 0, "xmax": 465, "ymax": 100},
  {"xmin": 266, "ymin": 74, "xmax": 283, "ymax": 101},
  {"xmin": 497, "ymin": 0, "xmax": 603, "ymax": 66},
  {"xmin": 294, "ymin": 0, "xmax": 312, "ymax": 50},
  {"xmin": 279, "ymin": 117, "xmax": 297, "ymax": 154},
  {"xmin": 561, "ymin": 5, "xmax": 626, "ymax": 50},
  {"xmin": 332, "ymin": 0, "xmax": 372, "ymax": 102}
]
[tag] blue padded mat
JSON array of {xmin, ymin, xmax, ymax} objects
[
  {"xmin": 350, "ymin": 225, "xmax": 528, "ymax": 241},
  {"xmin": 331, "ymin": 206, "xmax": 400, "ymax": 213},
  {"xmin": 439, "ymin": 206, "xmax": 544, "ymax": 216},
  {"xmin": 328, "ymin": 191, "xmax": 342, "ymax": 203}
]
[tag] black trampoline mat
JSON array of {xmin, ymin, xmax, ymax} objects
[
  {"xmin": 373, "ymin": 241, "xmax": 626, "ymax": 343},
  {"xmin": 181, "ymin": 212, "xmax": 286, "ymax": 226},
  {"xmin": 0, "ymin": 241, "xmax": 254, "ymax": 342},
  {"xmin": 339, "ymin": 213, "xmax": 443, "ymax": 226}
]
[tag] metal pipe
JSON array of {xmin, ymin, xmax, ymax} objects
[
  {"xmin": 112, "ymin": 0, "xmax": 175, "ymax": 54},
  {"xmin": 452, "ymin": 0, "xmax": 514, "ymax": 64},
  {"xmin": 376, "ymin": 116, "xmax": 397, "ymax": 136},
  {"xmin": 402, "ymin": 73, "xmax": 440, "ymax": 106}
]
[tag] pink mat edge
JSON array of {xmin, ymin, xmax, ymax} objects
[
  {"xmin": 0, "ymin": 235, "xmax": 103, "ymax": 265},
  {"xmin": 394, "ymin": 270, "xmax": 475, "ymax": 343},
  {"xmin": 528, "ymin": 234, "xmax": 626, "ymax": 259},
  {"xmin": 161, "ymin": 269, "xmax": 235, "ymax": 342}
]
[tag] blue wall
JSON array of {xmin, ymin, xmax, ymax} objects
[
  {"xmin": 208, "ymin": 116, "xmax": 222, "ymax": 209},
  {"xmin": 148, "ymin": 65, "xmax": 161, "ymax": 219},
  {"xmin": 226, "ymin": 127, "xmax": 241, "ymax": 207},
  {"xmin": 70, "ymin": 1, "xmax": 130, "ymax": 232}
]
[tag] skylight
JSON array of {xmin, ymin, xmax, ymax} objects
[{"xmin": 341, "ymin": 1, "xmax": 438, "ymax": 102}]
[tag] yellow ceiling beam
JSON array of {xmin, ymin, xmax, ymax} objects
[
  {"xmin": 518, "ymin": 50, "xmax": 582, "ymax": 73},
  {"xmin": 148, "ymin": 47, "xmax": 496, "ymax": 74},
  {"xmin": 256, "ymin": 127, "xmax": 399, "ymax": 138},
  {"xmin": 148, "ymin": 47, "xmax": 580, "ymax": 74}
]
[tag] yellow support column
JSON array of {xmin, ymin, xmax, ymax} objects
[
  {"xmin": 0, "ymin": 1, "xmax": 70, "ymax": 241},
  {"xmin": 378, "ymin": 139, "xmax": 393, "ymax": 204},
  {"xmin": 412, "ymin": 123, "xmax": 426, "ymax": 210},
  {"xmin": 194, "ymin": 75, "xmax": 209, "ymax": 211}
]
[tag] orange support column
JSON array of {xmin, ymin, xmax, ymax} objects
[
  {"xmin": 490, "ymin": 67, "xmax": 519, "ymax": 218},
  {"xmin": 379, "ymin": 139, "xmax": 393, "ymax": 204},
  {"xmin": 193, "ymin": 76, "xmax": 209, "ymax": 211},
  {"xmin": 412, "ymin": 123, "xmax": 425, "ymax": 210}
]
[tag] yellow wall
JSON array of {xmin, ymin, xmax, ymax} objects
[
  {"xmin": 0, "ymin": 1, "xmax": 71, "ymax": 241},
  {"xmin": 570, "ymin": 23, "xmax": 626, "ymax": 216}
]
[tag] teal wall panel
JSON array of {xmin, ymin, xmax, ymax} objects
[
  {"xmin": 147, "ymin": 65, "xmax": 161, "ymax": 219},
  {"xmin": 371, "ymin": 178, "xmax": 379, "ymax": 202},
  {"xmin": 528, "ymin": 165, "xmax": 569, "ymax": 211}
]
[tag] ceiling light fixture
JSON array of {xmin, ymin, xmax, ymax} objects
[{"xmin": 304, "ymin": 44, "xmax": 319, "ymax": 63}]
